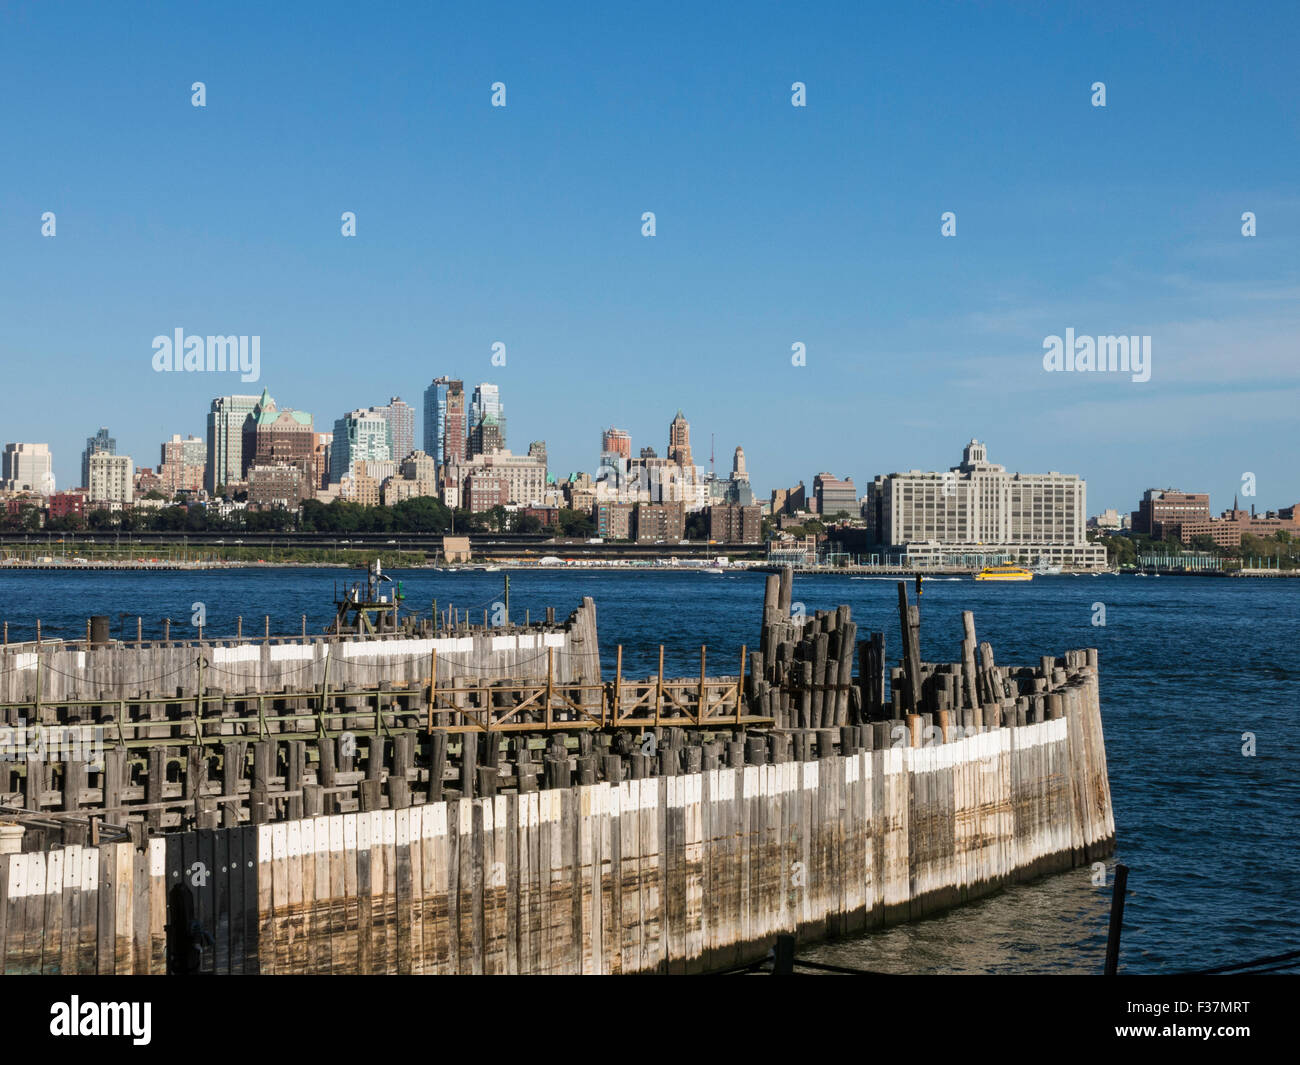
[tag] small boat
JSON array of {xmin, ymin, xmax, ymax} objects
[
  {"xmin": 1033, "ymin": 557, "xmax": 1062, "ymax": 576},
  {"xmin": 975, "ymin": 564, "xmax": 1034, "ymax": 582}
]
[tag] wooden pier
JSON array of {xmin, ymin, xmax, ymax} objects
[{"xmin": 0, "ymin": 569, "xmax": 1116, "ymax": 974}]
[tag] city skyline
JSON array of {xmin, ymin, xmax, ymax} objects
[{"xmin": 1, "ymin": 3, "xmax": 1296, "ymax": 513}]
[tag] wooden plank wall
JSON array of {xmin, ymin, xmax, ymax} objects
[
  {"xmin": 0, "ymin": 598, "xmax": 600, "ymax": 704},
  {"xmin": 1, "ymin": 669, "xmax": 1114, "ymax": 974}
]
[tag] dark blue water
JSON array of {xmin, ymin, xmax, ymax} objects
[{"xmin": 2, "ymin": 567, "xmax": 1296, "ymax": 974}]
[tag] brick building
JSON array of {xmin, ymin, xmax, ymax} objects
[
  {"xmin": 707, "ymin": 503, "xmax": 762, "ymax": 543},
  {"xmin": 594, "ymin": 501, "xmax": 634, "ymax": 540},
  {"xmin": 634, "ymin": 501, "xmax": 685, "ymax": 543}
]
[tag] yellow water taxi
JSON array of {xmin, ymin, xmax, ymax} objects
[{"xmin": 975, "ymin": 563, "xmax": 1034, "ymax": 582}]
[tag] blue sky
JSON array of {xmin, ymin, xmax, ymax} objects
[{"xmin": 1, "ymin": 1, "xmax": 1297, "ymax": 513}]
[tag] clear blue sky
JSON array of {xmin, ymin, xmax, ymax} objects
[{"xmin": 1, "ymin": 1, "xmax": 1297, "ymax": 513}]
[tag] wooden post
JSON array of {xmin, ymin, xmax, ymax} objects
[
  {"xmin": 136, "ymin": 617, "xmax": 142, "ymax": 644},
  {"xmin": 264, "ymin": 615, "xmax": 270, "ymax": 642},
  {"xmin": 545, "ymin": 647, "xmax": 554, "ymax": 729},
  {"xmin": 961, "ymin": 611, "xmax": 980, "ymax": 711},
  {"xmin": 301, "ymin": 615, "xmax": 307, "ymax": 639},
  {"xmin": 1104, "ymin": 863, "xmax": 1128, "ymax": 975},
  {"xmin": 774, "ymin": 933, "xmax": 795, "ymax": 975},
  {"xmin": 195, "ymin": 653, "xmax": 206, "ymax": 745},
  {"xmin": 614, "ymin": 645, "xmax": 623, "ymax": 724},
  {"xmin": 36, "ymin": 618, "xmax": 41, "ymax": 643},
  {"xmin": 737, "ymin": 644, "xmax": 747, "ymax": 723},
  {"xmin": 236, "ymin": 616, "xmax": 242, "ymax": 640},
  {"xmin": 656, "ymin": 645, "xmax": 665, "ymax": 726},
  {"xmin": 427, "ymin": 648, "xmax": 437, "ymax": 734},
  {"xmin": 697, "ymin": 645, "xmax": 707, "ymax": 725},
  {"xmin": 319, "ymin": 649, "xmax": 332, "ymax": 738},
  {"xmin": 897, "ymin": 583, "xmax": 922, "ymax": 714}
]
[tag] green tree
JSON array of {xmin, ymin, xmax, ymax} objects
[
  {"xmin": 558, "ymin": 508, "xmax": 594, "ymax": 537},
  {"xmin": 514, "ymin": 513, "xmax": 544, "ymax": 534}
]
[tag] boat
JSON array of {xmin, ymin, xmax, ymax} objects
[
  {"xmin": 974, "ymin": 563, "xmax": 1034, "ymax": 582},
  {"xmin": 1033, "ymin": 557, "xmax": 1062, "ymax": 576}
]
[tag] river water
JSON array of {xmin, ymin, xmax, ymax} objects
[{"xmin": 1, "ymin": 566, "xmax": 1296, "ymax": 974}]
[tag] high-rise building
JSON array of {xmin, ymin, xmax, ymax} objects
[
  {"xmin": 668, "ymin": 411, "xmax": 692, "ymax": 468},
  {"xmin": 2, "ymin": 443, "xmax": 55, "ymax": 496},
  {"xmin": 158, "ymin": 434, "xmax": 205, "ymax": 495},
  {"xmin": 1130, "ymin": 489, "xmax": 1211, "ymax": 538},
  {"xmin": 423, "ymin": 379, "xmax": 448, "ymax": 464},
  {"xmin": 442, "ymin": 381, "xmax": 467, "ymax": 468},
  {"xmin": 450, "ymin": 449, "xmax": 547, "ymax": 507},
  {"xmin": 864, "ymin": 439, "xmax": 1106, "ymax": 569},
  {"xmin": 594, "ymin": 501, "xmax": 634, "ymax": 540},
  {"xmin": 313, "ymin": 433, "xmax": 333, "ymax": 491},
  {"xmin": 602, "ymin": 428, "xmax": 631, "ymax": 460},
  {"xmin": 814, "ymin": 473, "xmax": 858, "ymax": 518},
  {"xmin": 468, "ymin": 414, "xmax": 503, "ymax": 458},
  {"xmin": 87, "ymin": 452, "xmax": 133, "ymax": 506},
  {"xmin": 331, "ymin": 410, "xmax": 391, "ymax": 483},
  {"xmin": 469, "ymin": 383, "xmax": 506, "ymax": 452},
  {"xmin": 81, "ymin": 427, "xmax": 115, "ymax": 490},
  {"xmin": 206, "ymin": 395, "xmax": 260, "ymax": 494},
  {"xmin": 634, "ymin": 501, "xmax": 686, "ymax": 543},
  {"xmin": 242, "ymin": 389, "xmax": 315, "ymax": 496},
  {"xmin": 708, "ymin": 504, "xmax": 762, "ymax": 544},
  {"xmin": 371, "ymin": 397, "xmax": 415, "ymax": 462},
  {"xmin": 732, "ymin": 446, "xmax": 748, "ymax": 483},
  {"xmin": 528, "ymin": 441, "xmax": 548, "ymax": 469}
]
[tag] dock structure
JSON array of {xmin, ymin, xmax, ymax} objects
[{"xmin": 0, "ymin": 568, "xmax": 1115, "ymax": 974}]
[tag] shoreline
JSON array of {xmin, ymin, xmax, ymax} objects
[{"xmin": 2, "ymin": 558, "xmax": 1297, "ymax": 577}]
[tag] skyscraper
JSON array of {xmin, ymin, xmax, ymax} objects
[
  {"xmin": 81, "ymin": 427, "xmax": 115, "ymax": 490},
  {"xmin": 2, "ymin": 443, "xmax": 55, "ymax": 495},
  {"xmin": 468, "ymin": 414, "xmax": 503, "ymax": 458},
  {"xmin": 443, "ymin": 380, "xmax": 467, "ymax": 467},
  {"xmin": 206, "ymin": 395, "xmax": 260, "ymax": 494},
  {"xmin": 242, "ymin": 388, "xmax": 316, "ymax": 493},
  {"xmin": 732, "ymin": 446, "xmax": 748, "ymax": 482},
  {"xmin": 330, "ymin": 409, "xmax": 391, "ymax": 483},
  {"xmin": 668, "ymin": 411, "xmax": 692, "ymax": 468},
  {"xmin": 371, "ymin": 396, "xmax": 415, "ymax": 461},
  {"xmin": 602, "ymin": 428, "xmax": 631, "ymax": 459},
  {"xmin": 423, "ymin": 378, "xmax": 448, "ymax": 465},
  {"xmin": 159, "ymin": 434, "xmax": 205, "ymax": 495},
  {"xmin": 469, "ymin": 383, "xmax": 506, "ymax": 455}
]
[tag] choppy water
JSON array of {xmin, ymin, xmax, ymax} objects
[{"xmin": 1, "ymin": 567, "xmax": 1296, "ymax": 974}]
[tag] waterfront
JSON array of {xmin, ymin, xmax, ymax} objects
[{"xmin": 1, "ymin": 567, "xmax": 1296, "ymax": 974}]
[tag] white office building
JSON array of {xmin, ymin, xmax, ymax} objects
[
  {"xmin": 864, "ymin": 440, "xmax": 1108, "ymax": 569},
  {"xmin": 2, "ymin": 442, "xmax": 55, "ymax": 495}
]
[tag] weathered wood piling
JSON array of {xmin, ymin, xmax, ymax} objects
[{"xmin": 0, "ymin": 570, "xmax": 1116, "ymax": 974}]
